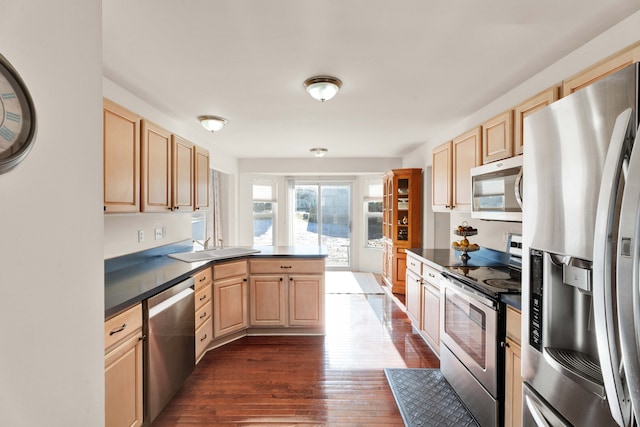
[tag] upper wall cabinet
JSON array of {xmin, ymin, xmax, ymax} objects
[
  {"xmin": 103, "ymin": 99, "xmax": 140, "ymax": 213},
  {"xmin": 432, "ymin": 127, "xmax": 482, "ymax": 212},
  {"xmin": 452, "ymin": 127, "xmax": 482, "ymax": 211},
  {"xmin": 514, "ymin": 87, "xmax": 559, "ymax": 156},
  {"xmin": 141, "ymin": 120, "xmax": 173, "ymax": 212},
  {"xmin": 562, "ymin": 41, "xmax": 640, "ymax": 96},
  {"xmin": 172, "ymin": 135, "xmax": 194, "ymax": 211},
  {"xmin": 194, "ymin": 146, "xmax": 210, "ymax": 210},
  {"xmin": 432, "ymin": 141, "xmax": 452, "ymax": 211},
  {"xmin": 482, "ymin": 110, "xmax": 513, "ymax": 164}
]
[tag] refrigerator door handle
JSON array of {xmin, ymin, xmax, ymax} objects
[
  {"xmin": 525, "ymin": 395, "xmax": 552, "ymax": 427},
  {"xmin": 593, "ymin": 108, "xmax": 633, "ymax": 427},
  {"xmin": 617, "ymin": 122, "xmax": 640, "ymax": 424}
]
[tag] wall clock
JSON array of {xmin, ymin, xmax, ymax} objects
[{"xmin": 0, "ymin": 53, "xmax": 37, "ymax": 174}]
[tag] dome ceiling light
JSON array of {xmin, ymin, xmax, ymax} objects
[
  {"xmin": 198, "ymin": 115, "xmax": 227, "ymax": 132},
  {"xmin": 303, "ymin": 76, "xmax": 342, "ymax": 102},
  {"xmin": 310, "ymin": 148, "xmax": 328, "ymax": 158}
]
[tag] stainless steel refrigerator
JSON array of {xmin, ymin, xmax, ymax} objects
[{"xmin": 522, "ymin": 63, "xmax": 640, "ymax": 426}]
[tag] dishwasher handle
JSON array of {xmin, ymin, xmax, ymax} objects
[{"xmin": 148, "ymin": 277, "xmax": 195, "ymax": 318}]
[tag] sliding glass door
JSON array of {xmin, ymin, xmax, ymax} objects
[{"xmin": 293, "ymin": 182, "xmax": 351, "ymax": 269}]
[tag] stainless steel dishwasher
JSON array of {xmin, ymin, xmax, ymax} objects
[{"xmin": 145, "ymin": 277, "xmax": 195, "ymax": 423}]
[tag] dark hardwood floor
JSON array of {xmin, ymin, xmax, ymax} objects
[{"xmin": 151, "ymin": 278, "xmax": 439, "ymax": 426}]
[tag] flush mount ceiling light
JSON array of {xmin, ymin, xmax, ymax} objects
[
  {"xmin": 303, "ymin": 76, "xmax": 342, "ymax": 102},
  {"xmin": 198, "ymin": 115, "xmax": 227, "ymax": 132},
  {"xmin": 310, "ymin": 148, "xmax": 328, "ymax": 158}
]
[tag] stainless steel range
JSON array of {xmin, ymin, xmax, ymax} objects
[{"xmin": 440, "ymin": 236, "xmax": 522, "ymax": 427}]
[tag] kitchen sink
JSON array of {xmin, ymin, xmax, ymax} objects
[{"xmin": 168, "ymin": 247, "xmax": 260, "ymax": 263}]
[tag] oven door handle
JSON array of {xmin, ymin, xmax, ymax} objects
[{"xmin": 441, "ymin": 275, "xmax": 496, "ymax": 309}]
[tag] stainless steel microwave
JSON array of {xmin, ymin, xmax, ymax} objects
[{"xmin": 470, "ymin": 155, "xmax": 523, "ymax": 222}]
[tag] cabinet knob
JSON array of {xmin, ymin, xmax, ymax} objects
[
  {"xmin": 290, "ymin": 277, "xmax": 293, "ymax": 281},
  {"xmin": 279, "ymin": 277, "xmax": 283, "ymax": 282},
  {"xmin": 500, "ymin": 341, "xmax": 510, "ymax": 348},
  {"xmin": 175, "ymin": 206, "xmax": 180, "ymax": 210}
]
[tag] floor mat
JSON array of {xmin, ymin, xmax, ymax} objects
[
  {"xmin": 325, "ymin": 271, "xmax": 384, "ymax": 294},
  {"xmin": 384, "ymin": 368, "xmax": 479, "ymax": 427}
]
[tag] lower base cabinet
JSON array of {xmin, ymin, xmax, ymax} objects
[
  {"xmin": 249, "ymin": 258, "xmax": 325, "ymax": 329},
  {"xmin": 504, "ymin": 306, "xmax": 523, "ymax": 427},
  {"xmin": 104, "ymin": 304, "xmax": 143, "ymax": 427},
  {"xmin": 213, "ymin": 260, "xmax": 249, "ymax": 337}
]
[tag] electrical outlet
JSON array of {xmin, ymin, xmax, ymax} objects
[
  {"xmin": 154, "ymin": 228, "xmax": 162, "ymax": 240},
  {"xmin": 162, "ymin": 226, "xmax": 167, "ymax": 238},
  {"xmin": 138, "ymin": 230, "xmax": 144, "ymax": 243}
]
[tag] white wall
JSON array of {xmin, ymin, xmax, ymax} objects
[
  {"xmin": 0, "ymin": 1, "xmax": 104, "ymax": 426},
  {"xmin": 408, "ymin": 11, "xmax": 640, "ymax": 251}
]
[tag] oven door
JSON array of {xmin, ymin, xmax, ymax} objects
[{"xmin": 440, "ymin": 276, "xmax": 499, "ymax": 396}]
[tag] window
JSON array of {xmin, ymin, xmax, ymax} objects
[
  {"xmin": 253, "ymin": 180, "xmax": 276, "ymax": 246},
  {"xmin": 364, "ymin": 180, "xmax": 383, "ymax": 249}
]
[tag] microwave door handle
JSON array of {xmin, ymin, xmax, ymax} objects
[
  {"xmin": 593, "ymin": 108, "xmax": 633, "ymax": 427},
  {"xmin": 617, "ymin": 123, "xmax": 640, "ymax": 424},
  {"xmin": 514, "ymin": 166, "xmax": 523, "ymax": 209}
]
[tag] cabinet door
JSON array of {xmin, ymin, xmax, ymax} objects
[
  {"xmin": 105, "ymin": 333, "xmax": 143, "ymax": 427},
  {"xmin": 194, "ymin": 146, "xmax": 210, "ymax": 210},
  {"xmin": 103, "ymin": 99, "xmax": 140, "ymax": 213},
  {"xmin": 250, "ymin": 275, "xmax": 286, "ymax": 326},
  {"xmin": 482, "ymin": 110, "xmax": 513, "ymax": 164},
  {"xmin": 171, "ymin": 135, "xmax": 194, "ymax": 211},
  {"xmin": 422, "ymin": 283, "xmax": 440, "ymax": 356},
  {"xmin": 141, "ymin": 120, "xmax": 172, "ymax": 212},
  {"xmin": 452, "ymin": 127, "xmax": 482, "ymax": 210},
  {"xmin": 405, "ymin": 269, "xmax": 422, "ymax": 326},
  {"xmin": 213, "ymin": 276, "xmax": 248, "ymax": 337},
  {"xmin": 514, "ymin": 87, "xmax": 559, "ymax": 156},
  {"xmin": 432, "ymin": 141, "xmax": 452, "ymax": 210},
  {"xmin": 562, "ymin": 42, "xmax": 640, "ymax": 96},
  {"xmin": 504, "ymin": 338, "xmax": 522, "ymax": 427},
  {"xmin": 289, "ymin": 274, "xmax": 324, "ymax": 326}
]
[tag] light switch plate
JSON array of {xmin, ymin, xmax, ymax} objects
[{"xmin": 138, "ymin": 230, "xmax": 144, "ymax": 243}]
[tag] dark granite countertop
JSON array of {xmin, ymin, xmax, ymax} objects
[
  {"xmin": 406, "ymin": 247, "xmax": 522, "ymax": 310},
  {"xmin": 105, "ymin": 242, "xmax": 328, "ymax": 319}
]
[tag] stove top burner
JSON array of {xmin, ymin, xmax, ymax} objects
[{"xmin": 444, "ymin": 265, "xmax": 521, "ymax": 298}]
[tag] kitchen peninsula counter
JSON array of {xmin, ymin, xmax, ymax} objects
[{"xmin": 105, "ymin": 242, "xmax": 328, "ymax": 318}]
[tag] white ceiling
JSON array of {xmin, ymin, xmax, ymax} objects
[{"xmin": 102, "ymin": 0, "xmax": 640, "ymax": 159}]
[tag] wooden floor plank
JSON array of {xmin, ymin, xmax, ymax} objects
[{"xmin": 151, "ymin": 281, "xmax": 438, "ymax": 426}]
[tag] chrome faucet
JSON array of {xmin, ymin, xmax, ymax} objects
[{"xmin": 194, "ymin": 237, "xmax": 211, "ymax": 250}]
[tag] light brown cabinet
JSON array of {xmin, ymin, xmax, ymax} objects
[
  {"xmin": 249, "ymin": 258, "xmax": 325, "ymax": 328},
  {"xmin": 103, "ymin": 99, "xmax": 140, "ymax": 213},
  {"xmin": 482, "ymin": 110, "xmax": 513, "ymax": 164},
  {"xmin": 432, "ymin": 127, "xmax": 482, "ymax": 212},
  {"xmin": 171, "ymin": 135, "xmax": 194, "ymax": 211},
  {"xmin": 382, "ymin": 168, "xmax": 422, "ymax": 294},
  {"xmin": 213, "ymin": 260, "xmax": 248, "ymax": 337},
  {"xmin": 504, "ymin": 305, "xmax": 523, "ymax": 427},
  {"xmin": 420, "ymin": 263, "xmax": 441, "ymax": 356},
  {"xmin": 194, "ymin": 146, "xmax": 210, "ymax": 210},
  {"xmin": 193, "ymin": 267, "xmax": 213, "ymax": 361},
  {"xmin": 431, "ymin": 141, "xmax": 452, "ymax": 210},
  {"xmin": 405, "ymin": 254, "xmax": 422, "ymax": 326},
  {"xmin": 104, "ymin": 304, "xmax": 143, "ymax": 427},
  {"xmin": 514, "ymin": 87, "xmax": 559, "ymax": 156},
  {"xmin": 562, "ymin": 41, "xmax": 640, "ymax": 96},
  {"xmin": 141, "ymin": 120, "xmax": 172, "ymax": 212}
]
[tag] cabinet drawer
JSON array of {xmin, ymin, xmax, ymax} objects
[
  {"xmin": 195, "ymin": 300, "xmax": 212, "ymax": 330},
  {"xmin": 195, "ymin": 284, "xmax": 212, "ymax": 311},
  {"xmin": 422, "ymin": 264, "xmax": 441, "ymax": 287},
  {"xmin": 104, "ymin": 303, "xmax": 142, "ymax": 352},
  {"xmin": 506, "ymin": 305, "xmax": 522, "ymax": 344},
  {"xmin": 406, "ymin": 255, "xmax": 422, "ymax": 276},
  {"xmin": 249, "ymin": 258, "xmax": 325, "ymax": 275},
  {"xmin": 195, "ymin": 316, "xmax": 212, "ymax": 360},
  {"xmin": 214, "ymin": 260, "xmax": 247, "ymax": 280},
  {"xmin": 193, "ymin": 267, "xmax": 212, "ymax": 291}
]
